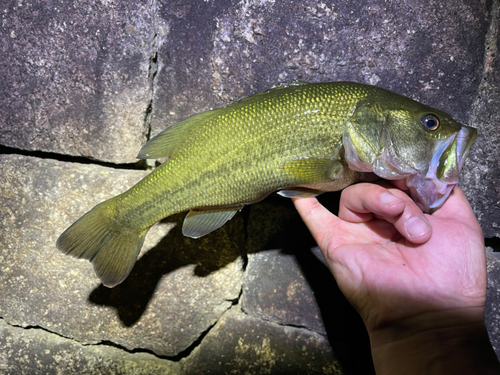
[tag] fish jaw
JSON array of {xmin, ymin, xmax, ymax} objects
[
  {"xmin": 405, "ymin": 125, "xmax": 477, "ymax": 213},
  {"xmin": 343, "ymin": 121, "xmax": 477, "ymax": 213}
]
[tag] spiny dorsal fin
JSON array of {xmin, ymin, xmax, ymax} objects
[
  {"xmin": 231, "ymin": 81, "xmax": 310, "ymax": 108},
  {"xmin": 137, "ymin": 81, "xmax": 311, "ymax": 160},
  {"xmin": 137, "ymin": 109, "xmax": 223, "ymax": 160}
]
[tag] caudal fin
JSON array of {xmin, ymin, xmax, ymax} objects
[{"xmin": 56, "ymin": 200, "xmax": 148, "ymax": 288}]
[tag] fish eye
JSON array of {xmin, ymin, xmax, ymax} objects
[{"xmin": 420, "ymin": 114, "xmax": 440, "ymax": 131}]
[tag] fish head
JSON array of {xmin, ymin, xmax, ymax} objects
[{"xmin": 343, "ymin": 92, "xmax": 477, "ymax": 213}]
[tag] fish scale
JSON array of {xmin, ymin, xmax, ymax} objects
[
  {"xmin": 119, "ymin": 83, "xmax": 364, "ymax": 227},
  {"xmin": 56, "ymin": 81, "xmax": 476, "ymax": 287}
]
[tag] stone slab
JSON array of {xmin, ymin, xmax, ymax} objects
[
  {"xmin": 0, "ymin": 154, "xmax": 244, "ymax": 357},
  {"xmin": 0, "ymin": 0, "xmax": 155, "ymax": 163},
  {"xmin": 182, "ymin": 307, "xmax": 343, "ymax": 375},
  {"xmin": 241, "ymin": 250, "xmax": 326, "ymax": 336},
  {"xmin": 486, "ymin": 256, "xmax": 500, "ymax": 358},
  {"xmin": 243, "ymin": 194, "xmax": 376, "ymax": 374},
  {"xmin": 212, "ymin": 0, "xmax": 486, "ymax": 115},
  {"xmin": 150, "ymin": 0, "xmax": 232, "ymax": 137},
  {"xmin": 152, "ymin": 0, "xmax": 487, "ymax": 133},
  {"xmin": 0, "ymin": 319, "xmax": 180, "ymax": 375},
  {"xmin": 460, "ymin": 5, "xmax": 500, "ymax": 238},
  {"xmin": 149, "ymin": 0, "xmax": 499, "ymax": 239}
]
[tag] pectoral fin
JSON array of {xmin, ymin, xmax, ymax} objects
[
  {"xmin": 282, "ymin": 158, "xmax": 344, "ymax": 182},
  {"xmin": 182, "ymin": 206, "xmax": 243, "ymax": 239},
  {"xmin": 277, "ymin": 189, "xmax": 321, "ymax": 198}
]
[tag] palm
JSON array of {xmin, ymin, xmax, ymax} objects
[{"xmin": 293, "ymin": 183, "xmax": 486, "ymax": 331}]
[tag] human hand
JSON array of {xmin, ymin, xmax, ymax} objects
[
  {"xmin": 293, "ymin": 182, "xmax": 485, "ymax": 330},
  {"xmin": 293, "ymin": 182, "xmax": 499, "ymax": 374}
]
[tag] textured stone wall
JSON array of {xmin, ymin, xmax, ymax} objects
[{"xmin": 1, "ymin": 0, "xmax": 499, "ymax": 374}]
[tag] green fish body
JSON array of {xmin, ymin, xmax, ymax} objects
[{"xmin": 57, "ymin": 82, "xmax": 477, "ymax": 287}]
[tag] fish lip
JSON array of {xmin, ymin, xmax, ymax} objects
[
  {"xmin": 406, "ymin": 125, "xmax": 476, "ymax": 213},
  {"xmin": 343, "ymin": 119, "xmax": 476, "ymax": 213},
  {"xmin": 455, "ymin": 125, "xmax": 477, "ymax": 169}
]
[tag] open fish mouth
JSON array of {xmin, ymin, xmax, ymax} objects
[{"xmin": 406, "ymin": 125, "xmax": 477, "ymax": 213}]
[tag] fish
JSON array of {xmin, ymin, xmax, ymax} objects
[{"xmin": 56, "ymin": 81, "xmax": 477, "ymax": 287}]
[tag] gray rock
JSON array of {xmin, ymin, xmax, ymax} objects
[
  {"xmin": 150, "ymin": 0, "xmax": 489, "ymax": 137},
  {"xmin": 0, "ymin": 1, "xmax": 156, "ymax": 163},
  {"xmin": 182, "ymin": 307, "xmax": 342, "ymax": 375},
  {"xmin": 460, "ymin": 4, "xmax": 500, "ymax": 238},
  {"xmin": 486, "ymin": 256, "xmax": 500, "ymax": 357},
  {"xmin": 150, "ymin": 1, "xmax": 230, "ymax": 137},
  {"xmin": 0, "ymin": 319, "xmax": 180, "ymax": 375},
  {"xmin": 148, "ymin": 0, "xmax": 500, "ymax": 239},
  {"xmin": 487, "ymin": 247, "xmax": 500, "ymax": 259},
  {"xmin": 2, "ymin": 0, "xmax": 500, "ymax": 373},
  {"xmin": 243, "ymin": 198, "xmax": 375, "ymax": 375},
  {"xmin": 242, "ymin": 250, "xmax": 326, "ymax": 336},
  {"xmin": 0, "ymin": 154, "xmax": 244, "ymax": 357}
]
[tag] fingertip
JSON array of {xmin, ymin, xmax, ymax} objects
[
  {"xmin": 291, "ymin": 196, "xmax": 318, "ymax": 215},
  {"xmin": 404, "ymin": 215, "xmax": 432, "ymax": 243},
  {"xmin": 292, "ymin": 196, "xmax": 342, "ymax": 250},
  {"xmin": 292, "ymin": 196, "xmax": 326, "ymax": 226},
  {"xmin": 377, "ymin": 191, "xmax": 433, "ymax": 243},
  {"xmin": 383, "ymin": 187, "xmax": 433, "ymax": 244}
]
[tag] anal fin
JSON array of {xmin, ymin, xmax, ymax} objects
[{"xmin": 182, "ymin": 206, "xmax": 243, "ymax": 239}]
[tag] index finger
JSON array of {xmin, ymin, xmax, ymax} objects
[
  {"xmin": 339, "ymin": 183, "xmax": 432, "ymax": 243},
  {"xmin": 292, "ymin": 196, "xmax": 341, "ymax": 251},
  {"xmin": 292, "ymin": 191, "xmax": 394, "ymax": 251}
]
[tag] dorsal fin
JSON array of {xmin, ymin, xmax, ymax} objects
[
  {"xmin": 137, "ymin": 81, "xmax": 311, "ymax": 160},
  {"xmin": 137, "ymin": 109, "xmax": 223, "ymax": 159},
  {"xmin": 231, "ymin": 81, "xmax": 310, "ymax": 108}
]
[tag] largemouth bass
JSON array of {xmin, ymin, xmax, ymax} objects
[{"xmin": 57, "ymin": 81, "xmax": 477, "ymax": 287}]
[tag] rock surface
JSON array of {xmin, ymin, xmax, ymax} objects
[
  {"xmin": 203, "ymin": 0, "xmax": 486, "ymax": 121},
  {"xmin": 1, "ymin": 0, "xmax": 499, "ymax": 374},
  {"xmin": 183, "ymin": 307, "xmax": 342, "ymax": 375},
  {"xmin": 0, "ymin": 155, "xmax": 244, "ymax": 357},
  {"xmin": 460, "ymin": 3, "xmax": 500, "ymax": 238},
  {"xmin": 0, "ymin": 0, "xmax": 155, "ymax": 163},
  {"xmin": 487, "ymin": 256, "xmax": 500, "ymax": 356},
  {"xmin": 242, "ymin": 250, "xmax": 327, "ymax": 336},
  {"xmin": 0, "ymin": 319, "xmax": 180, "ymax": 375}
]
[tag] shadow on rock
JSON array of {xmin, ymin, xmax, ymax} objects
[
  {"xmin": 88, "ymin": 211, "xmax": 246, "ymax": 327},
  {"xmin": 253, "ymin": 193, "xmax": 376, "ymax": 375},
  {"xmin": 88, "ymin": 192, "xmax": 374, "ymax": 373},
  {"xmin": 238, "ymin": 192, "xmax": 374, "ymax": 374}
]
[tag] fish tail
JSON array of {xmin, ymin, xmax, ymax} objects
[{"xmin": 56, "ymin": 198, "xmax": 149, "ymax": 288}]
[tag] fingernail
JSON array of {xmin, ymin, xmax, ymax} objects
[
  {"xmin": 381, "ymin": 192, "xmax": 402, "ymax": 206},
  {"xmin": 406, "ymin": 216, "xmax": 431, "ymax": 238}
]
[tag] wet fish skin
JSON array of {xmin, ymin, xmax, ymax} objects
[{"xmin": 56, "ymin": 81, "xmax": 476, "ymax": 287}]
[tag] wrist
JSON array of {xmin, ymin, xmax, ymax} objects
[{"xmin": 368, "ymin": 308, "xmax": 500, "ymax": 375}]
